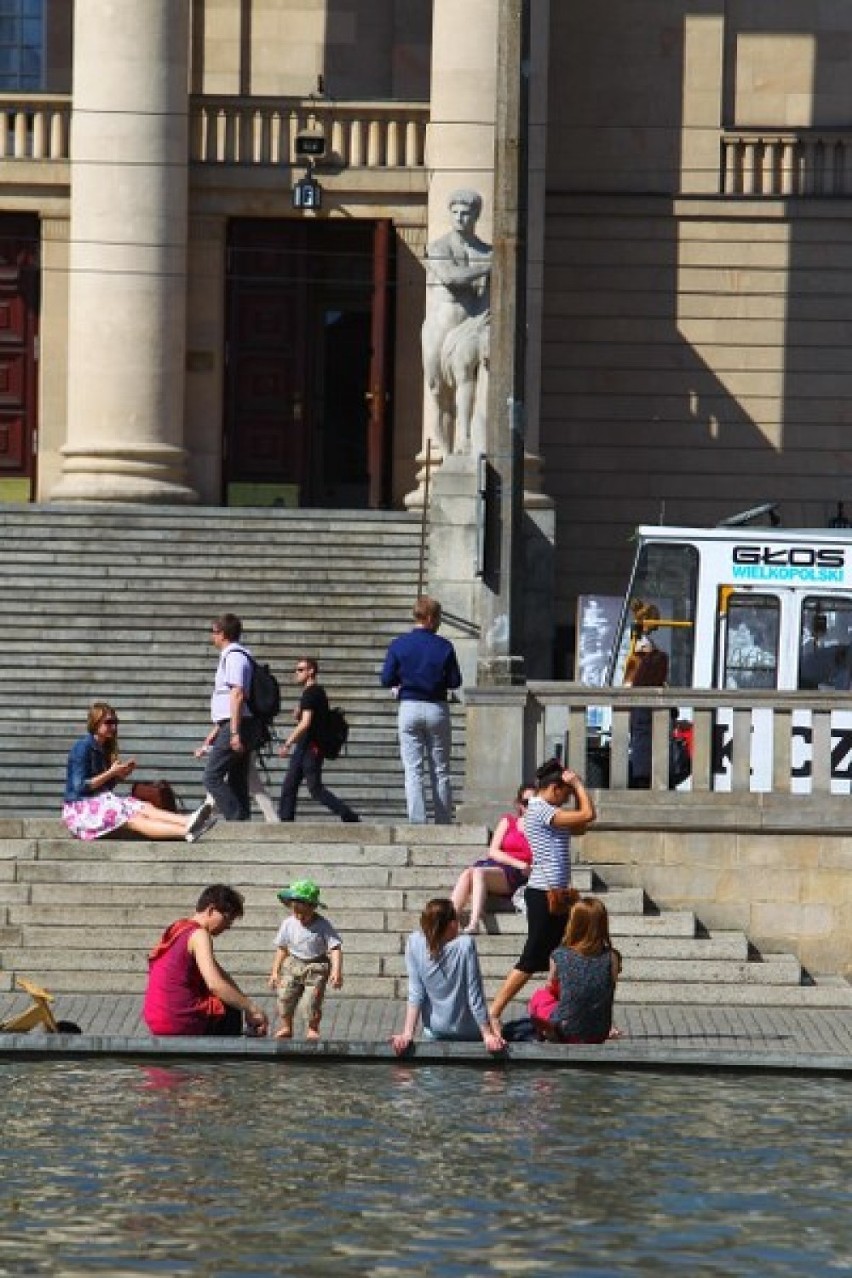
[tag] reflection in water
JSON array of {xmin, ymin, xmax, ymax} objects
[{"xmin": 0, "ymin": 1062, "xmax": 850, "ymax": 1276}]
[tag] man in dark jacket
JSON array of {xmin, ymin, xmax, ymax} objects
[{"xmin": 380, "ymin": 596, "xmax": 462, "ymax": 823}]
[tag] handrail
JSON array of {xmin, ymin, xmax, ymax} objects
[{"xmin": 416, "ymin": 439, "xmax": 433, "ymax": 600}]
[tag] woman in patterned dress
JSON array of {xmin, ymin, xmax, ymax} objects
[{"xmin": 62, "ymin": 701, "xmax": 213, "ymax": 842}]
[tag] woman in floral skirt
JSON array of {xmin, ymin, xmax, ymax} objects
[{"xmin": 62, "ymin": 701, "xmax": 214, "ymax": 842}]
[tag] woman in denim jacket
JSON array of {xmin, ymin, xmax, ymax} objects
[{"xmin": 63, "ymin": 701, "xmax": 213, "ymax": 842}]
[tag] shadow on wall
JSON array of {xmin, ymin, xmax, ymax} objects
[{"xmin": 542, "ymin": 0, "xmax": 852, "ymax": 638}]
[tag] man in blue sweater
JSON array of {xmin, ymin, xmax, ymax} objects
[{"xmin": 380, "ymin": 596, "xmax": 462, "ymax": 823}]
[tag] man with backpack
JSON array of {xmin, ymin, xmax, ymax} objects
[
  {"xmin": 198, "ymin": 613, "xmax": 259, "ymax": 821},
  {"xmin": 277, "ymin": 656, "xmax": 360, "ymax": 824}
]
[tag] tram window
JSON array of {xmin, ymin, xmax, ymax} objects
[
  {"xmin": 723, "ymin": 596, "xmax": 779, "ymax": 690},
  {"xmin": 799, "ymin": 597, "xmax": 852, "ymax": 690},
  {"xmin": 609, "ymin": 542, "xmax": 698, "ymax": 687}
]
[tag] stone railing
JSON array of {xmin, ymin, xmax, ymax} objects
[
  {"xmin": 189, "ymin": 96, "xmax": 428, "ymax": 169},
  {"xmin": 0, "ymin": 94, "xmax": 70, "ymax": 160},
  {"xmin": 463, "ymin": 684, "xmax": 852, "ymax": 817},
  {"xmin": 721, "ymin": 128, "xmax": 852, "ymax": 197}
]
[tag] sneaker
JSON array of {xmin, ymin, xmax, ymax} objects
[
  {"xmin": 185, "ymin": 800, "xmax": 215, "ymax": 840},
  {"xmin": 186, "ymin": 815, "xmax": 218, "ymax": 844},
  {"xmin": 341, "ymin": 812, "xmax": 361, "ymax": 823}
]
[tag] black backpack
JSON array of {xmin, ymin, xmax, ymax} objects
[
  {"xmin": 232, "ymin": 647, "xmax": 281, "ymax": 743},
  {"xmin": 321, "ymin": 706, "xmax": 350, "ymax": 760}
]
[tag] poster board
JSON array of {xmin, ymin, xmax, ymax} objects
[{"xmin": 575, "ymin": 595, "xmax": 622, "ymax": 685}]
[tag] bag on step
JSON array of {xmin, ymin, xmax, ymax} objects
[
  {"xmin": 132, "ymin": 780, "xmax": 180, "ymax": 812},
  {"xmin": 321, "ymin": 706, "xmax": 350, "ymax": 760}
]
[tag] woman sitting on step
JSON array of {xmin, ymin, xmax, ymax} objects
[
  {"xmin": 528, "ymin": 896, "xmax": 622, "ymax": 1043},
  {"xmin": 62, "ymin": 701, "xmax": 215, "ymax": 842},
  {"xmin": 450, "ymin": 783, "xmax": 534, "ymax": 933},
  {"xmin": 391, "ymin": 898, "xmax": 505, "ymax": 1055}
]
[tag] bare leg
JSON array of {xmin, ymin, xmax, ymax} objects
[
  {"xmin": 466, "ymin": 868, "xmax": 511, "ymax": 933},
  {"xmin": 125, "ymin": 811, "xmax": 191, "ymax": 840},
  {"xmin": 274, "ymin": 1019, "xmax": 293, "ymax": 1040},
  {"xmin": 451, "ymin": 867, "xmax": 473, "ymax": 917},
  {"xmin": 489, "ymin": 967, "xmax": 530, "ymax": 1022}
]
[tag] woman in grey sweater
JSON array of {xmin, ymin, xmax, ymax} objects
[{"xmin": 391, "ymin": 899, "xmax": 505, "ymax": 1055}]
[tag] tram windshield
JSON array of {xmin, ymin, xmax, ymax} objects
[{"xmin": 608, "ymin": 541, "xmax": 698, "ymax": 687}]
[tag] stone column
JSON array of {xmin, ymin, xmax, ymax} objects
[{"xmin": 51, "ymin": 0, "xmax": 196, "ymax": 503}]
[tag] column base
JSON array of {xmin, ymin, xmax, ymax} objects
[{"xmin": 50, "ymin": 444, "xmax": 199, "ymax": 505}]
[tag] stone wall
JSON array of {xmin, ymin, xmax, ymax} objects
[
  {"xmin": 542, "ymin": 0, "xmax": 852, "ymax": 633},
  {"xmin": 583, "ymin": 796, "xmax": 852, "ymax": 981}
]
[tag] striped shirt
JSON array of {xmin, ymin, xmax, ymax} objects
[{"xmin": 525, "ymin": 796, "xmax": 572, "ymax": 889}]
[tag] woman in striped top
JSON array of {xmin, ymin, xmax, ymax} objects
[{"xmin": 489, "ymin": 758, "xmax": 596, "ymax": 1025}]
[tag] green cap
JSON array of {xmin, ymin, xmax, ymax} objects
[{"xmin": 277, "ymin": 879, "xmax": 326, "ymax": 909}]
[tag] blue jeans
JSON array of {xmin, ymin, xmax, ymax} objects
[
  {"xmin": 203, "ymin": 722, "xmax": 251, "ymax": 821},
  {"xmin": 397, "ymin": 699, "xmax": 452, "ymax": 824}
]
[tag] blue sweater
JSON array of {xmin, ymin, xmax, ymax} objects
[
  {"xmin": 380, "ymin": 627, "xmax": 462, "ymax": 702},
  {"xmin": 404, "ymin": 930, "xmax": 488, "ymax": 1040}
]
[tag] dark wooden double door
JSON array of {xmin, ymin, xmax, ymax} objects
[
  {"xmin": 225, "ymin": 218, "xmax": 393, "ymax": 508},
  {"xmin": 0, "ymin": 215, "xmax": 39, "ymax": 497}
]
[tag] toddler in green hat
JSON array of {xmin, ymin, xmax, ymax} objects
[{"xmin": 268, "ymin": 879, "xmax": 342, "ymax": 1039}]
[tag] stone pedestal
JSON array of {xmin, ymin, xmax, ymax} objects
[{"xmin": 51, "ymin": 0, "xmax": 196, "ymax": 503}]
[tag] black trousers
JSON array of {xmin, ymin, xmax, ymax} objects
[{"xmin": 278, "ymin": 741, "xmax": 357, "ymax": 822}]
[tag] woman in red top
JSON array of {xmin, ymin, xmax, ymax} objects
[
  {"xmin": 143, "ymin": 884, "xmax": 268, "ymax": 1037},
  {"xmin": 451, "ymin": 784, "xmax": 534, "ymax": 934}
]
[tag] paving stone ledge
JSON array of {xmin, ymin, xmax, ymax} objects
[{"xmin": 1, "ymin": 1034, "xmax": 851, "ymax": 1076}]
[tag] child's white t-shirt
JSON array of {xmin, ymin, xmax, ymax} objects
[{"xmin": 274, "ymin": 914, "xmax": 341, "ymax": 960}]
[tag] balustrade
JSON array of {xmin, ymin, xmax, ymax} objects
[
  {"xmin": 465, "ymin": 684, "xmax": 852, "ymax": 803},
  {"xmin": 0, "ymin": 95, "xmax": 70, "ymax": 160},
  {"xmin": 189, "ymin": 96, "xmax": 427, "ymax": 170},
  {"xmin": 721, "ymin": 129, "xmax": 852, "ymax": 197}
]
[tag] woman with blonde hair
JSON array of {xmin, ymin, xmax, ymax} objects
[
  {"xmin": 391, "ymin": 897, "xmax": 505, "ymax": 1055},
  {"xmin": 62, "ymin": 701, "xmax": 214, "ymax": 842},
  {"xmin": 529, "ymin": 896, "xmax": 622, "ymax": 1043}
]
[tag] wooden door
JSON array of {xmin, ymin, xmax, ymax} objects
[
  {"xmin": 0, "ymin": 216, "xmax": 39, "ymax": 500},
  {"xmin": 224, "ymin": 218, "xmax": 393, "ymax": 508}
]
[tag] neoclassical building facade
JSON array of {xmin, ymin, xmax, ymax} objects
[{"xmin": 3, "ymin": 0, "xmax": 852, "ymax": 668}]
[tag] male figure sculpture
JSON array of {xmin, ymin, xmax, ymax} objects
[{"xmin": 421, "ymin": 189, "xmax": 492, "ymax": 456}]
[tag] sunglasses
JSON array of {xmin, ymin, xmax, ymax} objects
[{"xmin": 103, "ymin": 718, "xmax": 119, "ymax": 727}]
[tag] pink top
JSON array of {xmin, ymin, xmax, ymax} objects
[
  {"xmin": 500, "ymin": 813, "xmax": 533, "ymax": 865},
  {"xmin": 143, "ymin": 920, "xmax": 223, "ymax": 1036}
]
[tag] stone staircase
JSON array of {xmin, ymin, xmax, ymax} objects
[
  {"xmin": 2, "ymin": 820, "xmax": 851, "ymax": 1012},
  {"xmin": 0, "ymin": 505, "xmax": 464, "ymax": 821}
]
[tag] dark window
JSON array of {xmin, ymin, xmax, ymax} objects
[{"xmin": 0, "ymin": 0, "xmax": 43, "ymax": 91}]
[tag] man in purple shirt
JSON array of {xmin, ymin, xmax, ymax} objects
[{"xmin": 380, "ymin": 596, "xmax": 462, "ymax": 823}]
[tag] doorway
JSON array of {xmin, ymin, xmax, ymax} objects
[
  {"xmin": 0, "ymin": 214, "xmax": 39, "ymax": 502},
  {"xmin": 224, "ymin": 218, "xmax": 394, "ymax": 508}
]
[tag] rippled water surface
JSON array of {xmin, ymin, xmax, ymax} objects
[{"xmin": 1, "ymin": 1061, "xmax": 851, "ymax": 1276}]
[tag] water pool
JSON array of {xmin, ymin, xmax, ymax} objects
[{"xmin": 1, "ymin": 1061, "xmax": 850, "ymax": 1276}]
